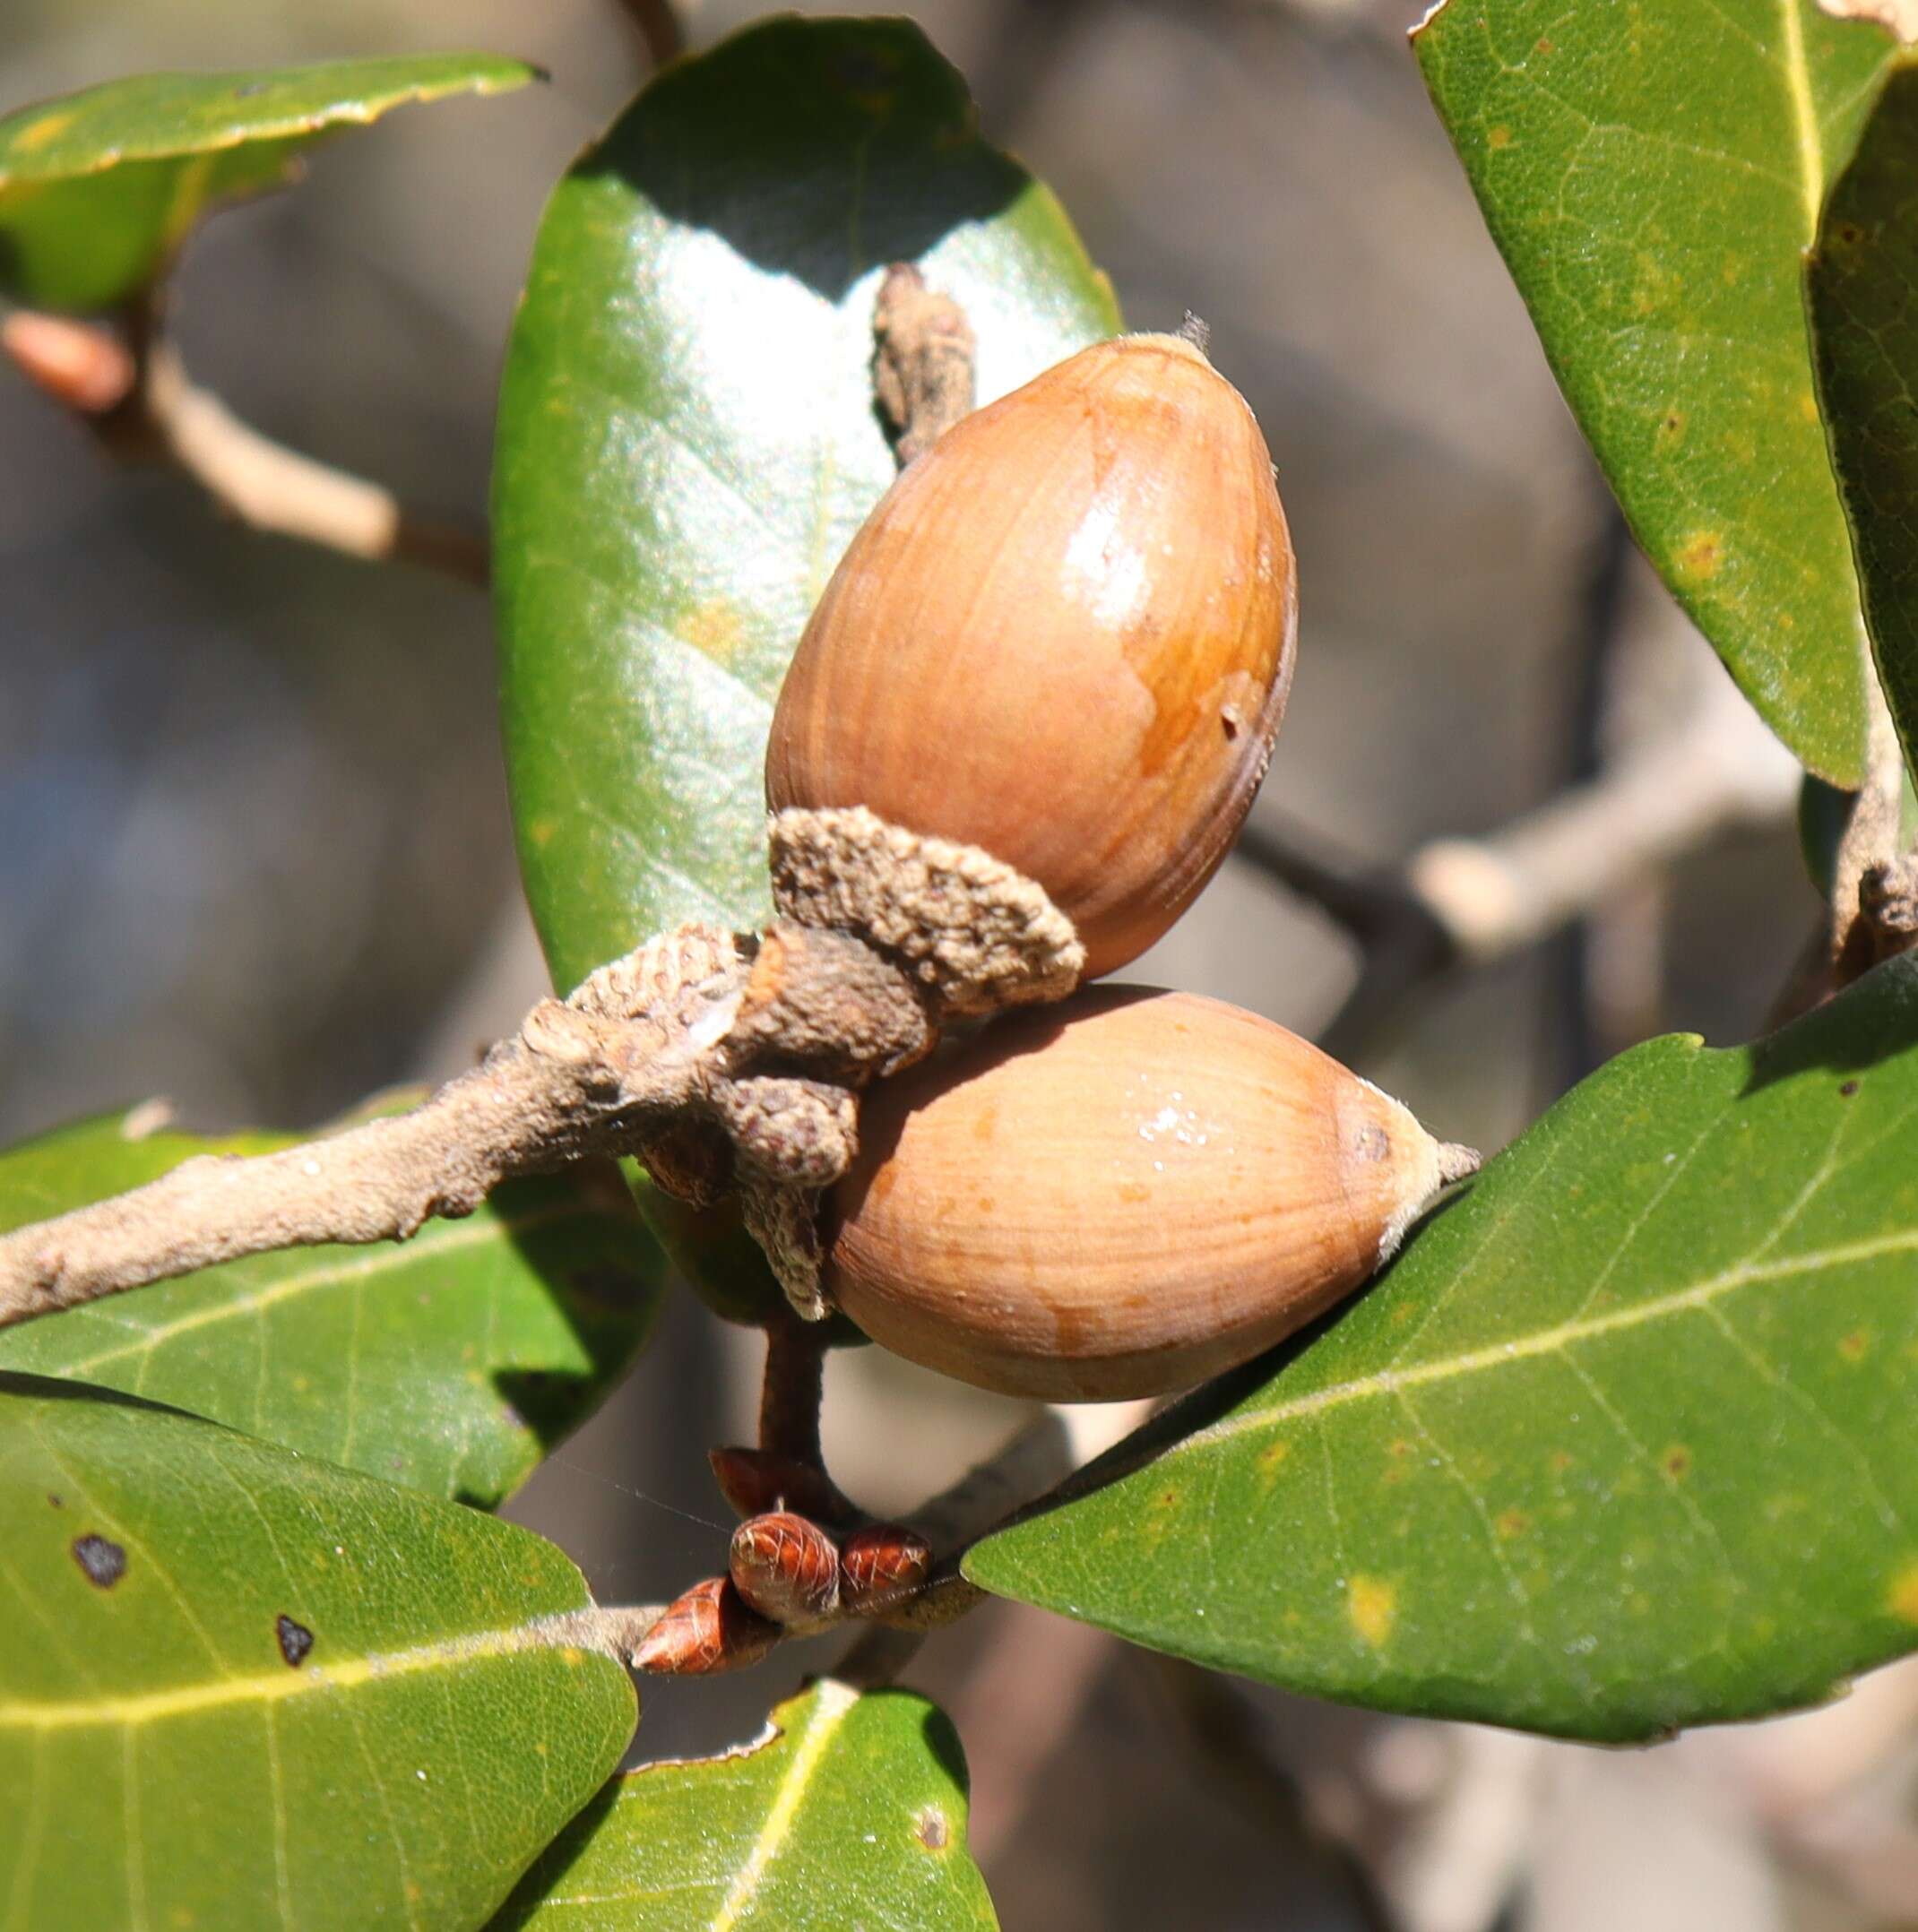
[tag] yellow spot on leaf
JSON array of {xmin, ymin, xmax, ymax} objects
[
  {"xmin": 1496, "ymin": 1508, "xmax": 1530, "ymax": 1540},
  {"xmin": 1347, "ymin": 1575, "xmax": 1397, "ymax": 1648},
  {"xmin": 1256, "ymin": 1439, "xmax": 1290, "ymax": 1486},
  {"xmin": 1798, "ymin": 391, "xmax": 1820, "ymax": 424},
  {"xmin": 1838, "ymin": 1329, "xmax": 1870, "ymax": 1362},
  {"xmin": 678, "ymin": 598, "xmax": 746, "ymax": 667},
  {"xmin": 1662, "ymin": 1444, "xmax": 1692, "ymax": 1479},
  {"xmin": 527, "ymin": 815, "xmax": 557, "ymax": 850},
  {"xmin": 1676, "ymin": 532, "xmax": 1723, "ymax": 582},
  {"xmin": 1487, "ymin": 125, "xmax": 1513, "ymax": 150},
  {"xmin": 1890, "ymin": 1564, "xmax": 1918, "ymax": 1624},
  {"xmin": 560, "ymin": 1646, "xmax": 583, "ymax": 1668},
  {"xmin": 15, "ymin": 109, "xmax": 74, "ymax": 152},
  {"xmin": 1548, "ymin": 1450, "xmax": 1574, "ymax": 1475}
]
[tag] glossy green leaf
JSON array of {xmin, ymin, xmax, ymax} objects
[
  {"xmin": 1808, "ymin": 53, "xmax": 1918, "ymax": 783},
  {"xmin": 0, "ymin": 54, "xmax": 536, "ymax": 311},
  {"xmin": 0, "ymin": 1106, "xmax": 663, "ymax": 1506},
  {"xmin": 968, "ymin": 955, "xmax": 1918, "ymax": 1743},
  {"xmin": 494, "ymin": 1680, "xmax": 995, "ymax": 1930},
  {"xmin": 493, "ymin": 13, "xmax": 1119, "ymax": 995},
  {"xmin": 1415, "ymin": 0, "xmax": 1894, "ymax": 784},
  {"xmin": 0, "ymin": 1374, "xmax": 635, "ymax": 1931}
]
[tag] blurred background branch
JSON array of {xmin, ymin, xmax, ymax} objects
[{"xmin": 3, "ymin": 305, "xmax": 489, "ymax": 582}]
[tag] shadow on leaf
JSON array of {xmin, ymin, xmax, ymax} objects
[{"xmin": 575, "ymin": 16, "xmax": 1029, "ymax": 302}]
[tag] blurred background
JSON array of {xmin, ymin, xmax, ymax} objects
[{"xmin": 3, "ymin": 0, "xmax": 1911, "ymax": 1927}]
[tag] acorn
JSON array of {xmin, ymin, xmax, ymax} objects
[
  {"xmin": 765, "ymin": 332, "xmax": 1295, "ymax": 981},
  {"xmin": 823, "ymin": 988, "xmax": 1474, "ymax": 1402}
]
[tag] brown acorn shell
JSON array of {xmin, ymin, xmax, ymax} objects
[
  {"xmin": 765, "ymin": 333, "xmax": 1296, "ymax": 981},
  {"xmin": 824, "ymin": 988, "xmax": 1444, "ymax": 1402}
]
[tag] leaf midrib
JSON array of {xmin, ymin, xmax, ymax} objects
[
  {"xmin": 1180, "ymin": 1222, "xmax": 1918, "ymax": 1455},
  {"xmin": 709, "ymin": 1679, "xmax": 857, "ymax": 1932},
  {"xmin": 0, "ymin": 1607, "xmax": 609, "ymax": 1733},
  {"xmin": 1780, "ymin": 0, "xmax": 1826, "ymax": 232}
]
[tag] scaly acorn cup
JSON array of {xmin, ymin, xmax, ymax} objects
[
  {"xmin": 824, "ymin": 988, "xmax": 1476, "ymax": 1402},
  {"xmin": 765, "ymin": 332, "xmax": 1296, "ymax": 982}
]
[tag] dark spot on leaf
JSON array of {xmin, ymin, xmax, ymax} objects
[
  {"xmin": 47, "ymin": 1493, "xmax": 62, "ymax": 1508},
  {"xmin": 1534, "ymin": 35, "xmax": 1554, "ymax": 53},
  {"xmin": 1662, "ymin": 1445, "xmax": 1692, "ymax": 1479},
  {"xmin": 1840, "ymin": 1080, "xmax": 1860, "ymax": 1097},
  {"xmin": 72, "ymin": 1534, "xmax": 125, "ymax": 1588},
  {"xmin": 915, "ymin": 1806, "xmax": 949, "ymax": 1850},
  {"xmin": 276, "ymin": 1614, "xmax": 315, "ymax": 1667},
  {"xmin": 1835, "ymin": 220, "xmax": 1865, "ymax": 247},
  {"xmin": 234, "ymin": 82, "xmax": 268, "ymax": 98}
]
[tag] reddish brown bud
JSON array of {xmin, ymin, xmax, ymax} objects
[
  {"xmin": 729, "ymin": 1512, "xmax": 841, "ymax": 1626},
  {"xmin": 708, "ymin": 1445, "xmax": 857, "ymax": 1525},
  {"xmin": 632, "ymin": 1577, "xmax": 778, "ymax": 1676},
  {"xmin": 839, "ymin": 1522, "xmax": 933, "ymax": 1616},
  {"xmin": 2, "ymin": 312, "xmax": 136, "ymax": 415}
]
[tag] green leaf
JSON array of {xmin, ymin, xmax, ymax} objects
[
  {"xmin": 1415, "ymin": 0, "xmax": 1895, "ymax": 784},
  {"xmin": 492, "ymin": 13, "xmax": 1119, "ymax": 995},
  {"xmin": 0, "ymin": 1374, "xmax": 635, "ymax": 1931},
  {"xmin": 967, "ymin": 955, "xmax": 1918, "ymax": 1743},
  {"xmin": 1808, "ymin": 53, "xmax": 1918, "ymax": 783},
  {"xmin": 0, "ymin": 54, "xmax": 537, "ymax": 311},
  {"xmin": 0, "ymin": 1107, "xmax": 663, "ymax": 1507},
  {"xmin": 493, "ymin": 1680, "xmax": 996, "ymax": 1930}
]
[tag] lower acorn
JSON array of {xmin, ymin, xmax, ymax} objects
[{"xmin": 823, "ymin": 988, "xmax": 1477, "ymax": 1402}]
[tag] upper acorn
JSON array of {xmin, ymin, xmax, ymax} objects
[{"xmin": 765, "ymin": 332, "xmax": 1297, "ymax": 980}]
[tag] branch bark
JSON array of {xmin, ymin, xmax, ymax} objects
[
  {"xmin": 0, "ymin": 978, "xmax": 713, "ymax": 1327},
  {"xmin": 0, "ymin": 920, "xmax": 935, "ymax": 1331}
]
